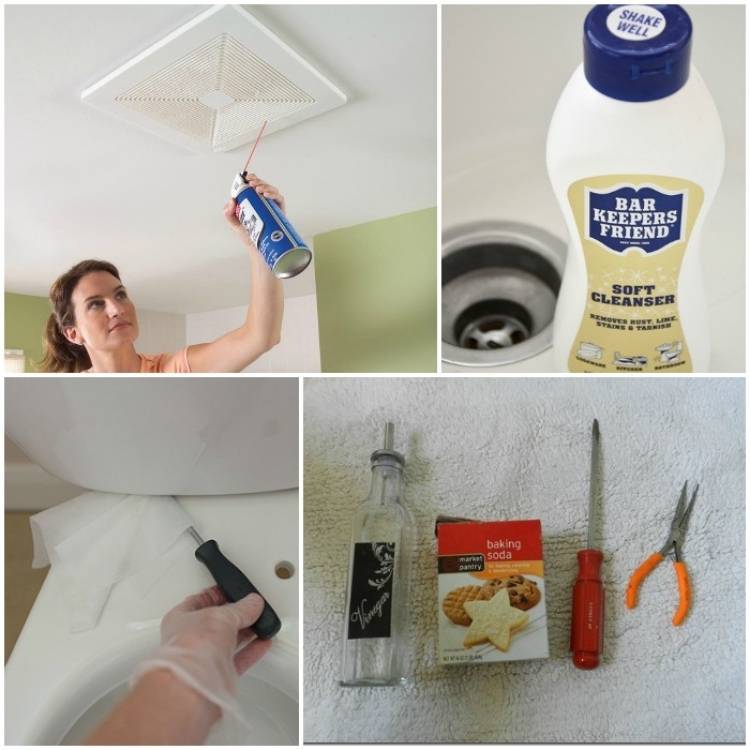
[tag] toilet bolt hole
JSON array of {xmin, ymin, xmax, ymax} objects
[{"xmin": 275, "ymin": 561, "xmax": 295, "ymax": 579}]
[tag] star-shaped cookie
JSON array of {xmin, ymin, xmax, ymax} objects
[{"xmin": 463, "ymin": 588, "xmax": 529, "ymax": 651}]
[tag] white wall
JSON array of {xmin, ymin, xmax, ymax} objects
[
  {"xmin": 131, "ymin": 297, "xmax": 320, "ymax": 372},
  {"xmin": 185, "ymin": 293, "xmax": 321, "ymax": 373},
  {"xmin": 5, "ymin": 437, "xmax": 83, "ymax": 511},
  {"xmin": 136, "ymin": 309, "xmax": 186, "ymax": 356}
]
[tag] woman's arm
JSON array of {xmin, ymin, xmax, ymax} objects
[
  {"xmin": 85, "ymin": 587, "xmax": 270, "ymax": 745},
  {"xmin": 84, "ymin": 668, "xmax": 220, "ymax": 745},
  {"xmin": 186, "ymin": 175, "xmax": 285, "ymax": 373}
]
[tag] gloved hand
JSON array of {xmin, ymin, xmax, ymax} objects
[{"xmin": 132, "ymin": 586, "xmax": 272, "ymax": 718}]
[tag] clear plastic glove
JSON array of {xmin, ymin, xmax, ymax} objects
[{"xmin": 132, "ymin": 586, "xmax": 272, "ymax": 719}]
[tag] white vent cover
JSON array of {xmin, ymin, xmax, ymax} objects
[{"xmin": 81, "ymin": 5, "xmax": 346, "ymax": 153}]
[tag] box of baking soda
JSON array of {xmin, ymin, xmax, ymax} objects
[{"xmin": 436, "ymin": 518, "xmax": 549, "ymax": 664}]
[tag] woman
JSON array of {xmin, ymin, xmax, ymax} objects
[{"xmin": 40, "ymin": 175, "xmax": 284, "ymax": 373}]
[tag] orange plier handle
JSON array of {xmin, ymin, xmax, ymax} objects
[{"xmin": 626, "ymin": 553, "xmax": 691, "ymax": 626}]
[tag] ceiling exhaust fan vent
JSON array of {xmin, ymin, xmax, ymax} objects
[{"xmin": 81, "ymin": 5, "xmax": 346, "ymax": 153}]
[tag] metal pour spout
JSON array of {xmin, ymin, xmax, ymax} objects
[{"xmin": 384, "ymin": 422, "xmax": 395, "ymax": 450}]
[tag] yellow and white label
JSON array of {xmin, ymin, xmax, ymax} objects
[{"xmin": 567, "ymin": 174, "xmax": 704, "ymax": 373}]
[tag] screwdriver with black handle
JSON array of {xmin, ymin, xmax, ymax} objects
[
  {"xmin": 571, "ymin": 418, "xmax": 605, "ymax": 669},
  {"xmin": 187, "ymin": 526, "xmax": 282, "ymax": 639}
]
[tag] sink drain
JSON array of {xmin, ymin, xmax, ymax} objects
[
  {"xmin": 455, "ymin": 300, "xmax": 532, "ymax": 349},
  {"xmin": 442, "ymin": 222, "xmax": 566, "ymax": 367}
]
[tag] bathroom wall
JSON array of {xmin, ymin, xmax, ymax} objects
[
  {"xmin": 135, "ymin": 310, "xmax": 186, "ymax": 356},
  {"xmin": 5, "ymin": 437, "xmax": 84, "ymax": 511},
  {"xmin": 313, "ymin": 207, "xmax": 437, "ymax": 372},
  {"xmin": 185, "ymin": 294, "xmax": 321, "ymax": 373},
  {"xmin": 5, "ymin": 292, "xmax": 51, "ymax": 372},
  {"xmin": 6, "ymin": 432, "xmax": 80, "ymax": 661}
]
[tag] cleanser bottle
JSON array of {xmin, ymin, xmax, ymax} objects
[{"xmin": 547, "ymin": 5, "xmax": 724, "ymax": 373}]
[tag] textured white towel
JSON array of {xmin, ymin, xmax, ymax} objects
[{"xmin": 303, "ymin": 378, "xmax": 745, "ymax": 742}]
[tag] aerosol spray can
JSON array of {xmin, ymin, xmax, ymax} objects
[{"xmin": 230, "ymin": 171, "xmax": 312, "ymax": 279}]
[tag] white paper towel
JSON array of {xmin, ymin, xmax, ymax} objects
[
  {"xmin": 303, "ymin": 377, "xmax": 745, "ymax": 742},
  {"xmin": 30, "ymin": 493, "xmax": 193, "ymax": 632}
]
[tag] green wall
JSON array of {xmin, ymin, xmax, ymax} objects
[
  {"xmin": 5, "ymin": 293, "xmax": 51, "ymax": 372},
  {"xmin": 313, "ymin": 207, "xmax": 437, "ymax": 373}
]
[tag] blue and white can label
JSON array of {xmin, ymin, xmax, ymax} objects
[
  {"xmin": 230, "ymin": 173, "xmax": 311, "ymax": 279},
  {"xmin": 586, "ymin": 185, "xmax": 685, "ymax": 254}
]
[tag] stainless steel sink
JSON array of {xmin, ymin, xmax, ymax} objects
[{"xmin": 442, "ymin": 221, "xmax": 566, "ymax": 367}]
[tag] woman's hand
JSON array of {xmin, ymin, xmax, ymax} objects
[
  {"xmin": 160, "ymin": 586, "xmax": 272, "ymax": 679},
  {"xmin": 134, "ymin": 586, "xmax": 272, "ymax": 714},
  {"xmin": 224, "ymin": 174, "xmax": 287, "ymax": 244},
  {"xmin": 84, "ymin": 586, "xmax": 272, "ymax": 745}
]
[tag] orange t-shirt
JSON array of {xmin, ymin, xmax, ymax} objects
[{"xmin": 138, "ymin": 347, "xmax": 192, "ymax": 373}]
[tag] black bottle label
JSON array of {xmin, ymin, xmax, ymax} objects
[{"xmin": 347, "ymin": 542, "xmax": 395, "ymax": 639}]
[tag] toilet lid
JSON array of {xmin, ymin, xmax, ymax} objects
[{"xmin": 5, "ymin": 378, "xmax": 298, "ymax": 495}]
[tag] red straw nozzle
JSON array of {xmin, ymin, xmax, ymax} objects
[{"xmin": 242, "ymin": 120, "xmax": 268, "ymax": 175}]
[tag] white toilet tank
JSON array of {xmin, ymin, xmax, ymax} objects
[{"xmin": 5, "ymin": 378, "xmax": 298, "ymax": 496}]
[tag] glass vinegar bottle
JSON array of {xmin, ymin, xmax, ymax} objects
[{"xmin": 340, "ymin": 423, "xmax": 415, "ymax": 686}]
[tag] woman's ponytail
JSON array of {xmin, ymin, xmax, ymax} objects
[{"xmin": 39, "ymin": 313, "xmax": 91, "ymax": 372}]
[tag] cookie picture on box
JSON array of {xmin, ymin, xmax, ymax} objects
[
  {"xmin": 436, "ymin": 518, "xmax": 549, "ymax": 664},
  {"xmin": 438, "ymin": 574, "xmax": 548, "ymax": 663}
]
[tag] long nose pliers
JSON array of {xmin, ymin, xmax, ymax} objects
[{"xmin": 626, "ymin": 482, "xmax": 699, "ymax": 626}]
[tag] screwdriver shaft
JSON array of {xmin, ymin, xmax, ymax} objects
[
  {"xmin": 572, "ymin": 419, "xmax": 605, "ymax": 670},
  {"xmin": 588, "ymin": 419, "xmax": 601, "ymax": 549},
  {"xmin": 187, "ymin": 525, "xmax": 204, "ymax": 546}
]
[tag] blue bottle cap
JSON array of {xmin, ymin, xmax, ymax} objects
[{"xmin": 584, "ymin": 5, "xmax": 692, "ymax": 102}]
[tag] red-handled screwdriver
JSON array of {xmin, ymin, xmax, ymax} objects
[{"xmin": 571, "ymin": 418, "xmax": 605, "ymax": 670}]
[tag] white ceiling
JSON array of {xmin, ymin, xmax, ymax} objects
[{"xmin": 5, "ymin": 5, "xmax": 437, "ymax": 313}]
